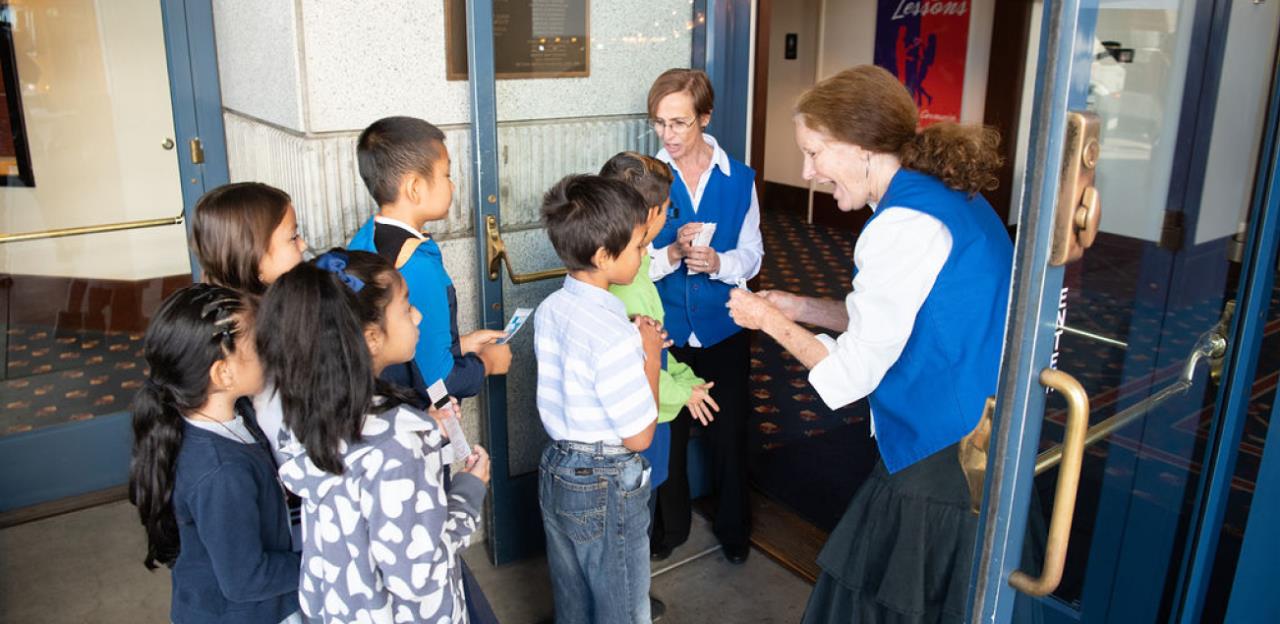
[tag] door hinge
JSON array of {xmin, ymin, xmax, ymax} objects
[
  {"xmin": 1159, "ymin": 210, "xmax": 1184, "ymax": 251},
  {"xmin": 189, "ymin": 137, "xmax": 205, "ymax": 165}
]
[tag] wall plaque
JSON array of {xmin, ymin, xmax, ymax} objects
[{"xmin": 446, "ymin": 0, "xmax": 590, "ymax": 81}]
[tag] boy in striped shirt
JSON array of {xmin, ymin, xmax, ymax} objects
[{"xmin": 535, "ymin": 174, "xmax": 664, "ymax": 623}]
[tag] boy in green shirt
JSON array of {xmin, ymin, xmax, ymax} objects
[
  {"xmin": 601, "ymin": 152, "xmax": 718, "ymax": 490},
  {"xmin": 602, "ymin": 151, "xmax": 717, "ymax": 620}
]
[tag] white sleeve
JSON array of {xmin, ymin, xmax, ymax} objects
[
  {"xmin": 649, "ymin": 243, "xmax": 680, "ymax": 280},
  {"xmin": 808, "ymin": 208, "xmax": 952, "ymax": 410},
  {"xmin": 710, "ymin": 184, "xmax": 764, "ymax": 283}
]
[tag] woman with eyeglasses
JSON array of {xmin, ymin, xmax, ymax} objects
[{"xmin": 644, "ymin": 68, "xmax": 763, "ymax": 566}]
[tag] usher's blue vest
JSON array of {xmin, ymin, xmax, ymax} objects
[
  {"xmin": 653, "ymin": 158, "xmax": 755, "ymax": 348},
  {"xmin": 867, "ymin": 170, "xmax": 1012, "ymax": 473}
]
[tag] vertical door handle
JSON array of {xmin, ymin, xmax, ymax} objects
[{"xmin": 1009, "ymin": 368, "xmax": 1090, "ymax": 596}]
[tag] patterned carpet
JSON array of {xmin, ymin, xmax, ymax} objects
[{"xmin": 1, "ymin": 326, "xmax": 146, "ymax": 435}]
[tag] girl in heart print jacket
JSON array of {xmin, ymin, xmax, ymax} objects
[
  {"xmin": 261, "ymin": 252, "xmax": 488, "ymax": 624},
  {"xmin": 278, "ymin": 404, "xmax": 484, "ymax": 623}
]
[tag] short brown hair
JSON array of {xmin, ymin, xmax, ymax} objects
[
  {"xmin": 796, "ymin": 65, "xmax": 1001, "ymax": 195},
  {"xmin": 599, "ymin": 151, "xmax": 673, "ymax": 208},
  {"xmin": 191, "ymin": 182, "xmax": 292, "ymax": 296},
  {"xmin": 647, "ymin": 68, "xmax": 714, "ymax": 120},
  {"xmin": 541, "ymin": 175, "xmax": 649, "ymax": 272}
]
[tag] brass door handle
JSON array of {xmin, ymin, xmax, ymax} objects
[
  {"xmin": 959, "ymin": 396, "xmax": 996, "ymax": 514},
  {"xmin": 1010, "ymin": 368, "xmax": 1089, "ymax": 597},
  {"xmin": 0, "ymin": 212, "xmax": 185, "ymax": 244},
  {"xmin": 485, "ymin": 215, "xmax": 567, "ymax": 284}
]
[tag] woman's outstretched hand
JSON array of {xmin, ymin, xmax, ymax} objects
[
  {"xmin": 757, "ymin": 290, "xmax": 806, "ymax": 322},
  {"xmin": 726, "ymin": 288, "xmax": 781, "ymax": 330}
]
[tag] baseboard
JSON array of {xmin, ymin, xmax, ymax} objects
[{"xmin": 0, "ymin": 484, "xmax": 127, "ymax": 529}]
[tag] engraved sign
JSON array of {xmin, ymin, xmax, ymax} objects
[{"xmin": 446, "ymin": 0, "xmax": 590, "ymax": 80}]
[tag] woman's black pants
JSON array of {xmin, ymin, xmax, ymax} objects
[{"xmin": 653, "ymin": 329, "xmax": 752, "ymax": 550}]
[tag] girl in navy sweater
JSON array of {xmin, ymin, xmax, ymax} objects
[{"xmin": 128, "ymin": 284, "xmax": 302, "ymax": 624}]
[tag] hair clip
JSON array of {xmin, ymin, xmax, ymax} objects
[{"xmin": 315, "ymin": 251, "xmax": 365, "ymax": 293}]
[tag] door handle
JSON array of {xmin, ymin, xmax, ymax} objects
[
  {"xmin": 485, "ymin": 215, "xmax": 568, "ymax": 284},
  {"xmin": 1010, "ymin": 368, "xmax": 1089, "ymax": 597},
  {"xmin": 1049, "ymin": 111, "xmax": 1103, "ymax": 266},
  {"xmin": 959, "ymin": 396, "xmax": 996, "ymax": 514}
]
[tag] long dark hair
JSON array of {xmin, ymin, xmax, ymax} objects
[
  {"xmin": 128, "ymin": 284, "xmax": 247, "ymax": 570},
  {"xmin": 256, "ymin": 249, "xmax": 411, "ymax": 475}
]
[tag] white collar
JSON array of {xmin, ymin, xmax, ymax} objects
[
  {"xmin": 656, "ymin": 133, "xmax": 733, "ymax": 177},
  {"xmin": 374, "ymin": 215, "xmax": 426, "ymax": 240}
]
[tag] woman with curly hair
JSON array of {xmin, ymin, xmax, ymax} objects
[{"xmin": 727, "ymin": 64, "xmax": 1013, "ymax": 623}]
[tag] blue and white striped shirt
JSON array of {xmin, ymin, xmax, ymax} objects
[{"xmin": 535, "ymin": 276, "xmax": 657, "ymax": 444}]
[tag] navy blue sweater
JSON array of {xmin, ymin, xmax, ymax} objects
[{"xmin": 170, "ymin": 420, "xmax": 300, "ymax": 623}]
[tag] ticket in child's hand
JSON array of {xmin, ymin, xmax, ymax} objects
[
  {"xmin": 495, "ymin": 307, "xmax": 534, "ymax": 345},
  {"xmin": 691, "ymin": 222, "xmax": 717, "ymax": 247}
]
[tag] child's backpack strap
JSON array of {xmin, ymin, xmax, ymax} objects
[{"xmin": 395, "ymin": 238, "xmax": 423, "ymax": 269}]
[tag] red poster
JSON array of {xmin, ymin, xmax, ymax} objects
[{"xmin": 873, "ymin": 0, "xmax": 971, "ymax": 126}]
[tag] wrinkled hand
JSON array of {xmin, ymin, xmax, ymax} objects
[
  {"xmin": 757, "ymin": 290, "xmax": 806, "ymax": 322},
  {"xmin": 686, "ymin": 381, "xmax": 719, "ymax": 426},
  {"xmin": 478, "ymin": 343, "xmax": 512, "ymax": 375},
  {"xmin": 686, "ymin": 246, "xmax": 720, "ymax": 275},
  {"xmin": 463, "ymin": 445, "xmax": 491, "ymax": 484},
  {"xmin": 460, "ymin": 329, "xmax": 505, "ymax": 354},
  {"xmin": 726, "ymin": 288, "xmax": 781, "ymax": 330}
]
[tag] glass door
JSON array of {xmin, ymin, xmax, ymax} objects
[
  {"xmin": 973, "ymin": 0, "xmax": 1280, "ymax": 621},
  {"xmin": 462, "ymin": 0, "xmax": 697, "ymax": 563},
  {"xmin": 0, "ymin": 0, "xmax": 226, "ymax": 514}
]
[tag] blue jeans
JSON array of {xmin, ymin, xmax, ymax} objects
[{"xmin": 539, "ymin": 441, "xmax": 651, "ymax": 624}]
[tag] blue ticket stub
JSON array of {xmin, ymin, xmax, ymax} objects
[{"xmin": 495, "ymin": 307, "xmax": 534, "ymax": 345}]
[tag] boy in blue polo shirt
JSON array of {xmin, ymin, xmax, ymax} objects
[
  {"xmin": 535, "ymin": 174, "xmax": 664, "ymax": 624},
  {"xmin": 349, "ymin": 116, "xmax": 510, "ymax": 401}
]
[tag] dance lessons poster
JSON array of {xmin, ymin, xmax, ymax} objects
[{"xmin": 873, "ymin": 0, "xmax": 971, "ymax": 126}]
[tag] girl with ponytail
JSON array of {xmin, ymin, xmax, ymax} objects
[
  {"xmin": 259, "ymin": 250, "xmax": 490, "ymax": 624},
  {"xmin": 727, "ymin": 64, "xmax": 1024, "ymax": 623},
  {"xmin": 128, "ymin": 284, "xmax": 302, "ymax": 624}
]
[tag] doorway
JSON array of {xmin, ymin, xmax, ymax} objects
[{"xmin": 0, "ymin": 0, "xmax": 228, "ymax": 520}]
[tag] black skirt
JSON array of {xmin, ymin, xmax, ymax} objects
[{"xmin": 802, "ymin": 444, "xmax": 977, "ymax": 624}]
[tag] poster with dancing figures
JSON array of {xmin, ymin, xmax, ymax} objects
[{"xmin": 874, "ymin": 0, "xmax": 970, "ymax": 126}]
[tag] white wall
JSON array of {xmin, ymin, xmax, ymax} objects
[
  {"xmin": 762, "ymin": 0, "xmax": 996, "ymax": 188},
  {"xmin": 761, "ymin": 0, "xmax": 822, "ymax": 188}
]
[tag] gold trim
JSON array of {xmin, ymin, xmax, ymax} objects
[
  {"xmin": 0, "ymin": 213, "xmax": 185, "ymax": 244},
  {"xmin": 485, "ymin": 215, "xmax": 567, "ymax": 285},
  {"xmin": 1010, "ymin": 368, "xmax": 1089, "ymax": 597}
]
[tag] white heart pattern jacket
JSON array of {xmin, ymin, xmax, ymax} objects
[{"xmin": 278, "ymin": 404, "xmax": 485, "ymax": 623}]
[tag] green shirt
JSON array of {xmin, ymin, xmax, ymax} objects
[{"xmin": 609, "ymin": 254, "xmax": 704, "ymax": 423}]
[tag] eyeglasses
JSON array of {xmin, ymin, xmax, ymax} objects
[{"xmin": 651, "ymin": 117, "xmax": 695, "ymax": 134}]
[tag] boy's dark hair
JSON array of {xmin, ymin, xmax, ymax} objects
[
  {"xmin": 599, "ymin": 151, "xmax": 673, "ymax": 208},
  {"xmin": 541, "ymin": 174, "xmax": 649, "ymax": 272},
  {"xmin": 256, "ymin": 250, "xmax": 412, "ymax": 475},
  {"xmin": 129, "ymin": 284, "xmax": 249, "ymax": 569},
  {"xmin": 356, "ymin": 116, "xmax": 448, "ymax": 206},
  {"xmin": 191, "ymin": 182, "xmax": 292, "ymax": 296}
]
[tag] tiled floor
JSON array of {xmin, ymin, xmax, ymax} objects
[{"xmin": 0, "ymin": 501, "xmax": 812, "ymax": 623}]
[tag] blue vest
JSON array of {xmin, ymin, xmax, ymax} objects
[
  {"xmin": 639, "ymin": 351, "xmax": 671, "ymax": 489},
  {"xmin": 653, "ymin": 157, "xmax": 755, "ymax": 348},
  {"xmin": 349, "ymin": 218, "xmax": 456, "ymax": 388},
  {"xmin": 867, "ymin": 170, "xmax": 1012, "ymax": 473}
]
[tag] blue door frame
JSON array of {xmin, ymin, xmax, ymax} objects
[
  {"xmin": 0, "ymin": 0, "xmax": 229, "ymax": 513},
  {"xmin": 972, "ymin": 0, "xmax": 1280, "ymax": 621}
]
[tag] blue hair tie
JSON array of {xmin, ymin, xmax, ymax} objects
[{"xmin": 315, "ymin": 251, "xmax": 366, "ymax": 293}]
